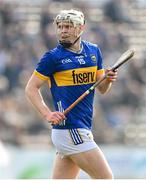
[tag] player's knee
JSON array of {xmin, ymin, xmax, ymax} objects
[
  {"xmin": 99, "ymin": 169, "xmax": 114, "ymax": 179},
  {"xmin": 106, "ymin": 170, "xmax": 114, "ymax": 179},
  {"xmin": 91, "ymin": 169, "xmax": 114, "ymax": 179}
]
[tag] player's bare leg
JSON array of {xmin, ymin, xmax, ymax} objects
[
  {"xmin": 51, "ymin": 154, "xmax": 80, "ymax": 179},
  {"xmin": 70, "ymin": 147, "xmax": 113, "ymax": 179}
]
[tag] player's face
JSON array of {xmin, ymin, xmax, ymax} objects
[{"xmin": 56, "ymin": 21, "xmax": 81, "ymax": 44}]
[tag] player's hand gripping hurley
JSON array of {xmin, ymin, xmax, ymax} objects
[{"xmin": 63, "ymin": 49, "xmax": 135, "ymax": 115}]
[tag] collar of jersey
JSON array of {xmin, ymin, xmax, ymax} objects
[
  {"xmin": 58, "ymin": 41, "xmax": 84, "ymax": 55},
  {"xmin": 65, "ymin": 43, "xmax": 83, "ymax": 54}
]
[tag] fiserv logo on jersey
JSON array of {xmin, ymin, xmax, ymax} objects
[
  {"xmin": 72, "ymin": 70, "xmax": 95, "ymax": 84},
  {"xmin": 53, "ymin": 66, "xmax": 97, "ymax": 86}
]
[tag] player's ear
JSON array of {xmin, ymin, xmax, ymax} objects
[{"xmin": 80, "ymin": 24, "xmax": 85, "ymax": 31}]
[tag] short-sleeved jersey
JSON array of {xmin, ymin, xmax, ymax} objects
[{"xmin": 34, "ymin": 40, "xmax": 104, "ymax": 130}]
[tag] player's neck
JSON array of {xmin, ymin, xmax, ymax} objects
[{"xmin": 67, "ymin": 39, "xmax": 82, "ymax": 53}]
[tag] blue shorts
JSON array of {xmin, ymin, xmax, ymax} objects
[{"xmin": 51, "ymin": 128, "xmax": 97, "ymax": 158}]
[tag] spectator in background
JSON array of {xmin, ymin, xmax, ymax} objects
[
  {"xmin": 40, "ymin": 6, "xmax": 57, "ymax": 49},
  {"xmin": 103, "ymin": 0, "xmax": 133, "ymax": 24},
  {"xmin": 0, "ymin": 2, "xmax": 13, "ymax": 27}
]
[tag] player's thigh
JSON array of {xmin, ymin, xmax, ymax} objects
[
  {"xmin": 69, "ymin": 147, "xmax": 113, "ymax": 179},
  {"xmin": 51, "ymin": 154, "xmax": 80, "ymax": 179}
]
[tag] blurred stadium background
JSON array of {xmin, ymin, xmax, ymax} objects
[{"xmin": 0, "ymin": 0, "xmax": 146, "ymax": 178}]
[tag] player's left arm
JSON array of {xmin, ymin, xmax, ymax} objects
[{"xmin": 96, "ymin": 69, "xmax": 118, "ymax": 94}]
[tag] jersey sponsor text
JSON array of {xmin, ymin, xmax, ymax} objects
[{"xmin": 72, "ymin": 70, "xmax": 95, "ymax": 84}]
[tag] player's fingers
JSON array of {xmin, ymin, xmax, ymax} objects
[
  {"xmin": 106, "ymin": 72, "xmax": 118, "ymax": 82},
  {"xmin": 106, "ymin": 68, "xmax": 118, "ymax": 75},
  {"xmin": 106, "ymin": 72, "xmax": 118, "ymax": 79},
  {"xmin": 53, "ymin": 113, "xmax": 63, "ymax": 121},
  {"xmin": 54, "ymin": 114, "xmax": 66, "ymax": 123},
  {"xmin": 108, "ymin": 70, "xmax": 118, "ymax": 75},
  {"xmin": 114, "ymin": 69, "xmax": 118, "ymax": 72},
  {"xmin": 51, "ymin": 112, "xmax": 65, "ymax": 124},
  {"xmin": 57, "ymin": 112, "xmax": 66, "ymax": 119},
  {"xmin": 48, "ymin": 112, "xmax": 66, "ymax": 125},
  {"xmin": 50, "ymin": 117, "xmax": 61, "ymax": 125}
]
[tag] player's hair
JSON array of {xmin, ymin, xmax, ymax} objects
[{"xmin": 54, "ymin": 9, "xmax": 85, "ymax": 27}]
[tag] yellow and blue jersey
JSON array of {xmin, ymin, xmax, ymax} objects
[{"xmin": 34, "ymin": 40, "xmax": 104, "ymax": 130}]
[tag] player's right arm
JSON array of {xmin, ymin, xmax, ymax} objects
[{"xmin": 25, "ymin": 74, "xmax": 65, "ymax": 125}]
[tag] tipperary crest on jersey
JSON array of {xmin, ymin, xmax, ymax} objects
[{"xmin": 90, "ymin": 54, "xmax": 96, "ymax": 63}]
